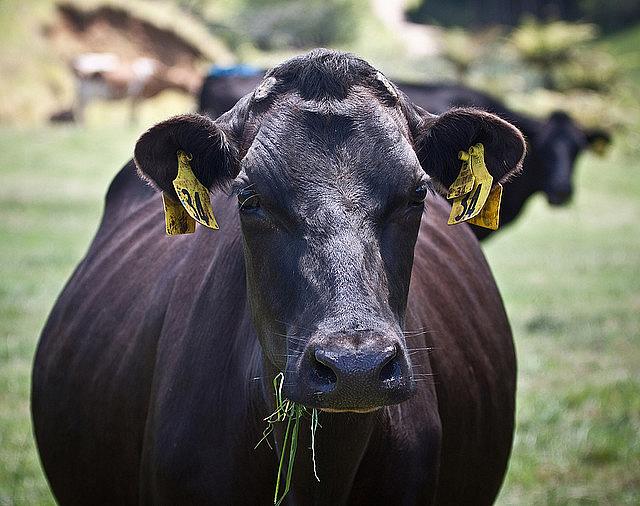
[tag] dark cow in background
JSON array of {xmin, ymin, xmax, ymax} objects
[
  {"xmin": 198, "ymin": 64, "xmax": 264, "ymax": 119},
  {"xmin": 200, "ymin": 70, "xmax": 610, "ymax": 239},
  {"xmin": 33, "ymin": 50, "xmax": 524, "ymax": 505}
]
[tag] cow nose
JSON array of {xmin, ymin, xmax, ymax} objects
[
  {"xmin": 313, "ymin": 346, "xmax": 398, "ymax": 386},
  {"xmin": 547, "ymin": 187, "xmax": 572, "ymax": 206},
  {"xmin": 299, "ymin": 344, "xmax": 414, "ymax": 410}
]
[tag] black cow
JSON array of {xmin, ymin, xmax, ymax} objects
[
  {"xmin": 33, "ymin": 50, "xmax": 524, "ymax": 505},
  {"xmin": 198, "ymin": 64, "xmax": 265, "ymax": 119},
  {"xmin": 200, "ymin": 72, "xmax": 610, "ymax": 239}
]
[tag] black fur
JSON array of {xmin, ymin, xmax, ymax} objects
[{"xmin": 147, "ymin": 50, "xmax": 525, "ymax": 203}]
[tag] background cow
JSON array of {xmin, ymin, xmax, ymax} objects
[
  {"xmin": 200, "ymin": 70, "xmax": 610, "ymax": 239},
  {"xmin": 71, "ymin": 53, "xmax": 201, "ymax": 124},
  {"xmin": 33, "ymin": 50, "xmax": 524, "ymax": 505},
  {"xmin": 198, "ymin": 64, "xmax": 265, "ymax": 119}
]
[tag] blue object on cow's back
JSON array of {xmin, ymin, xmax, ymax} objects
[{"xmin": 207, "ymin": 64, "xmax": 262, "ymax": 79}]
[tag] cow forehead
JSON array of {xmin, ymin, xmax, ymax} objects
[
  {"xmin": 242, "ymin": 91, "xmax": 419, "ymax": 190},
  {"xmin": 542, "ymin": 116, "xmax": 585, "ymax": 146}
]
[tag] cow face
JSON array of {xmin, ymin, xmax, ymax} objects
[
  {"xmin": 135, "ymin": 50, "xmax": 525, "ymax": 412},
  {"xmin": 537, "ymin": 111, "xmax": 611, "ymax": 206}
]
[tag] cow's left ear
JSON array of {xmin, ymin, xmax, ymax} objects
[
  {"xmin": 585, "ymin": 128, "xmax": 611, "ymax": 156},
  {"xmin": 134, "ymin": 113, "xmax": 237, "ymax": 200},
  {"xmin": 414, "ymin": 107, "xmax": 526, "ymax": 192}
]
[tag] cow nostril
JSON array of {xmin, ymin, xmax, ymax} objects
[
  {"xmin": 379, "ymin": 347, "xmax": 401, "ymax": 383},
  {"xmin": 311, "ymin": 353, "xmax": 337, "ymax": 387}
]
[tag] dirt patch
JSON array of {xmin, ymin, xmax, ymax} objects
[{"xmin": 44, "ymin": 1, "xmax": 229, "ymax": 68}]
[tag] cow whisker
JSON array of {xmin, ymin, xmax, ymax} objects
[
  {"xmin": 275, "ymin": 319, "xmax": 318, "ymax": 333},
  {"xmin": 408, "ymin": 350, "xmax": 433, "ymax": 356},
  {"xmin": 270, "ymin": 331, "xmax": 306, "ymax": 341},
  {"xmin": 402, "ymin": 327, "xmax": 437, "ymax": 334}
]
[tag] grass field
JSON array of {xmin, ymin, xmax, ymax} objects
[{"xmin": 0, "ymin": 126, "xmax": 140, "ymax": 505}]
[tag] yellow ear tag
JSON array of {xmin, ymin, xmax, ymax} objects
[
  {"xmin": 468, "ymin": 183, "xmax": 502, "ymax": 230},
  {"xmin": 172, "ymin": 150, "xmax": 219, "ymax": 230},
  {"xmin": 162, "ymin": 193, "xmax": 196, "ymax": 235},
  {"xmin": 446, "ymin": 151, "xmax": 475, "ymax": 199},
  {"xmin": 447, "ymin": 144, "xmax": 493, "ymax": 226}
]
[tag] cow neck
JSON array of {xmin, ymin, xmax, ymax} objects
[{"xmin": 259, "ymin": 359, "xmax": 381, "ymax": 504}]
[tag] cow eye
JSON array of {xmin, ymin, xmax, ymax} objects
[
  {"xmin": 410, "ymin": 183, "xmax": 428, "ymax": 206},
  {"xmin": 238, "ymin": 188, "xmax": 260, "ymax": 210}
]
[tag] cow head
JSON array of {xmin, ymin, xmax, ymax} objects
[
  {"xmin": 134, "ymin": 50, "xmax": 525, "ymax": 412},
  {"xmin": 536, "ymin": 111, "xmax": 611, "ymax": 206}
]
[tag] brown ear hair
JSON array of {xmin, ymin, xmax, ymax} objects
[
  {"xmin": 134, "ymin": 113, "xmax": 237, "ymax": 200},
  {"xmin": 413, "ymin": 107, "xmax": 526, "ymax": 192}
]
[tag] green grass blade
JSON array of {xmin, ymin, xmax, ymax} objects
[
  {"xmin": 283, "ymin": 407, "xmax": 303, "ymax": 494},
  {"xmin": 259, "ymin": 373, "xmax": 322, "ymax": 504},
  {"xmin": 310, "ymin": 408, "xmax": 320, "ymax": 482},
  {"xmin": 274, "ymin": 414, "xmax": 293, "ymax": 505}
]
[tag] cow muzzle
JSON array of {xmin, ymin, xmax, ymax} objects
[
  {"xmin": 546, "ymin": 187, "xmax": 573, "ymax": 206},
  {"xmin": 284, "ymin": 333, "xmax": 416, "ymax": 411}
]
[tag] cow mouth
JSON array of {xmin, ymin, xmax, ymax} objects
[
  {"xmin": 319, "ymin": 407, "xmax": 381, "ymax": 414},
  {"xmin": 546, "ymin": 191, "xmax": 572, "ymax": 206}
]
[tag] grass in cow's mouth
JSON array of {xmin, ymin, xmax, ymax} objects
[{"xmin": 255, "ymin": 372, "xmax": 321, "ymax": 506}]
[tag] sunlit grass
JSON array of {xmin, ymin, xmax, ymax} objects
[
  {"xmin": 0, "ymin": 125, "xmax": 135, "ymax": 506},
  {"xmin": 488, "ymin": 141, "xmax": 640, "ymax": 504}
]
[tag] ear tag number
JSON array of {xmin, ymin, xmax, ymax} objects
[
  {"xmin": 171, "ymin": 150, "xmax": 219, "ymax": 231},
  {"xmin": 447, "ymin": 143, "xmax": 501, "ymax": 229},
  {"xmin": 446, "ymin": 151, "xmax": 475, "ymax": 199},
  {"xmin": 468, "ymin": 183, "xmax": 502, "ymax": 230},
  {"xmin": 163, "ymin": 193, "xmax": 196, "ymax": 235}
]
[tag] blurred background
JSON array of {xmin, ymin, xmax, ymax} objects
[{"xmin": 0, "ymin": 0, "xmax": 638, "ymax": 504}]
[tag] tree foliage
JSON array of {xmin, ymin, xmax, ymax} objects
[
  {"xmin": 508, "ymin": 18, "xmax": 617, "ymax": 91},
  {"xmin": 407, "ymin": 0, "xmax": 640, "ymax": 32},
  {"xmin": 229, "ymin": 0, "xmax": 364, "ymax": 50}
]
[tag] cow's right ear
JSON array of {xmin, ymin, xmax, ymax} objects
[
  {"xmin": 134, "ymin": 113, "xmax": 237, "ymax": 200},
  {"xmin": 412, "ymin": 107, "xmax": 526, "ymax": 192}
]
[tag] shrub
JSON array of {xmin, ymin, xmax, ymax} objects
[{"xmin": 233, "ymin": 0, "xmax": 363, "ymax": 50}]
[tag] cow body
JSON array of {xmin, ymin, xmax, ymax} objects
[{"xmin": 33, "ymin": 50, "xmax": 520, "ymax": 505}]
